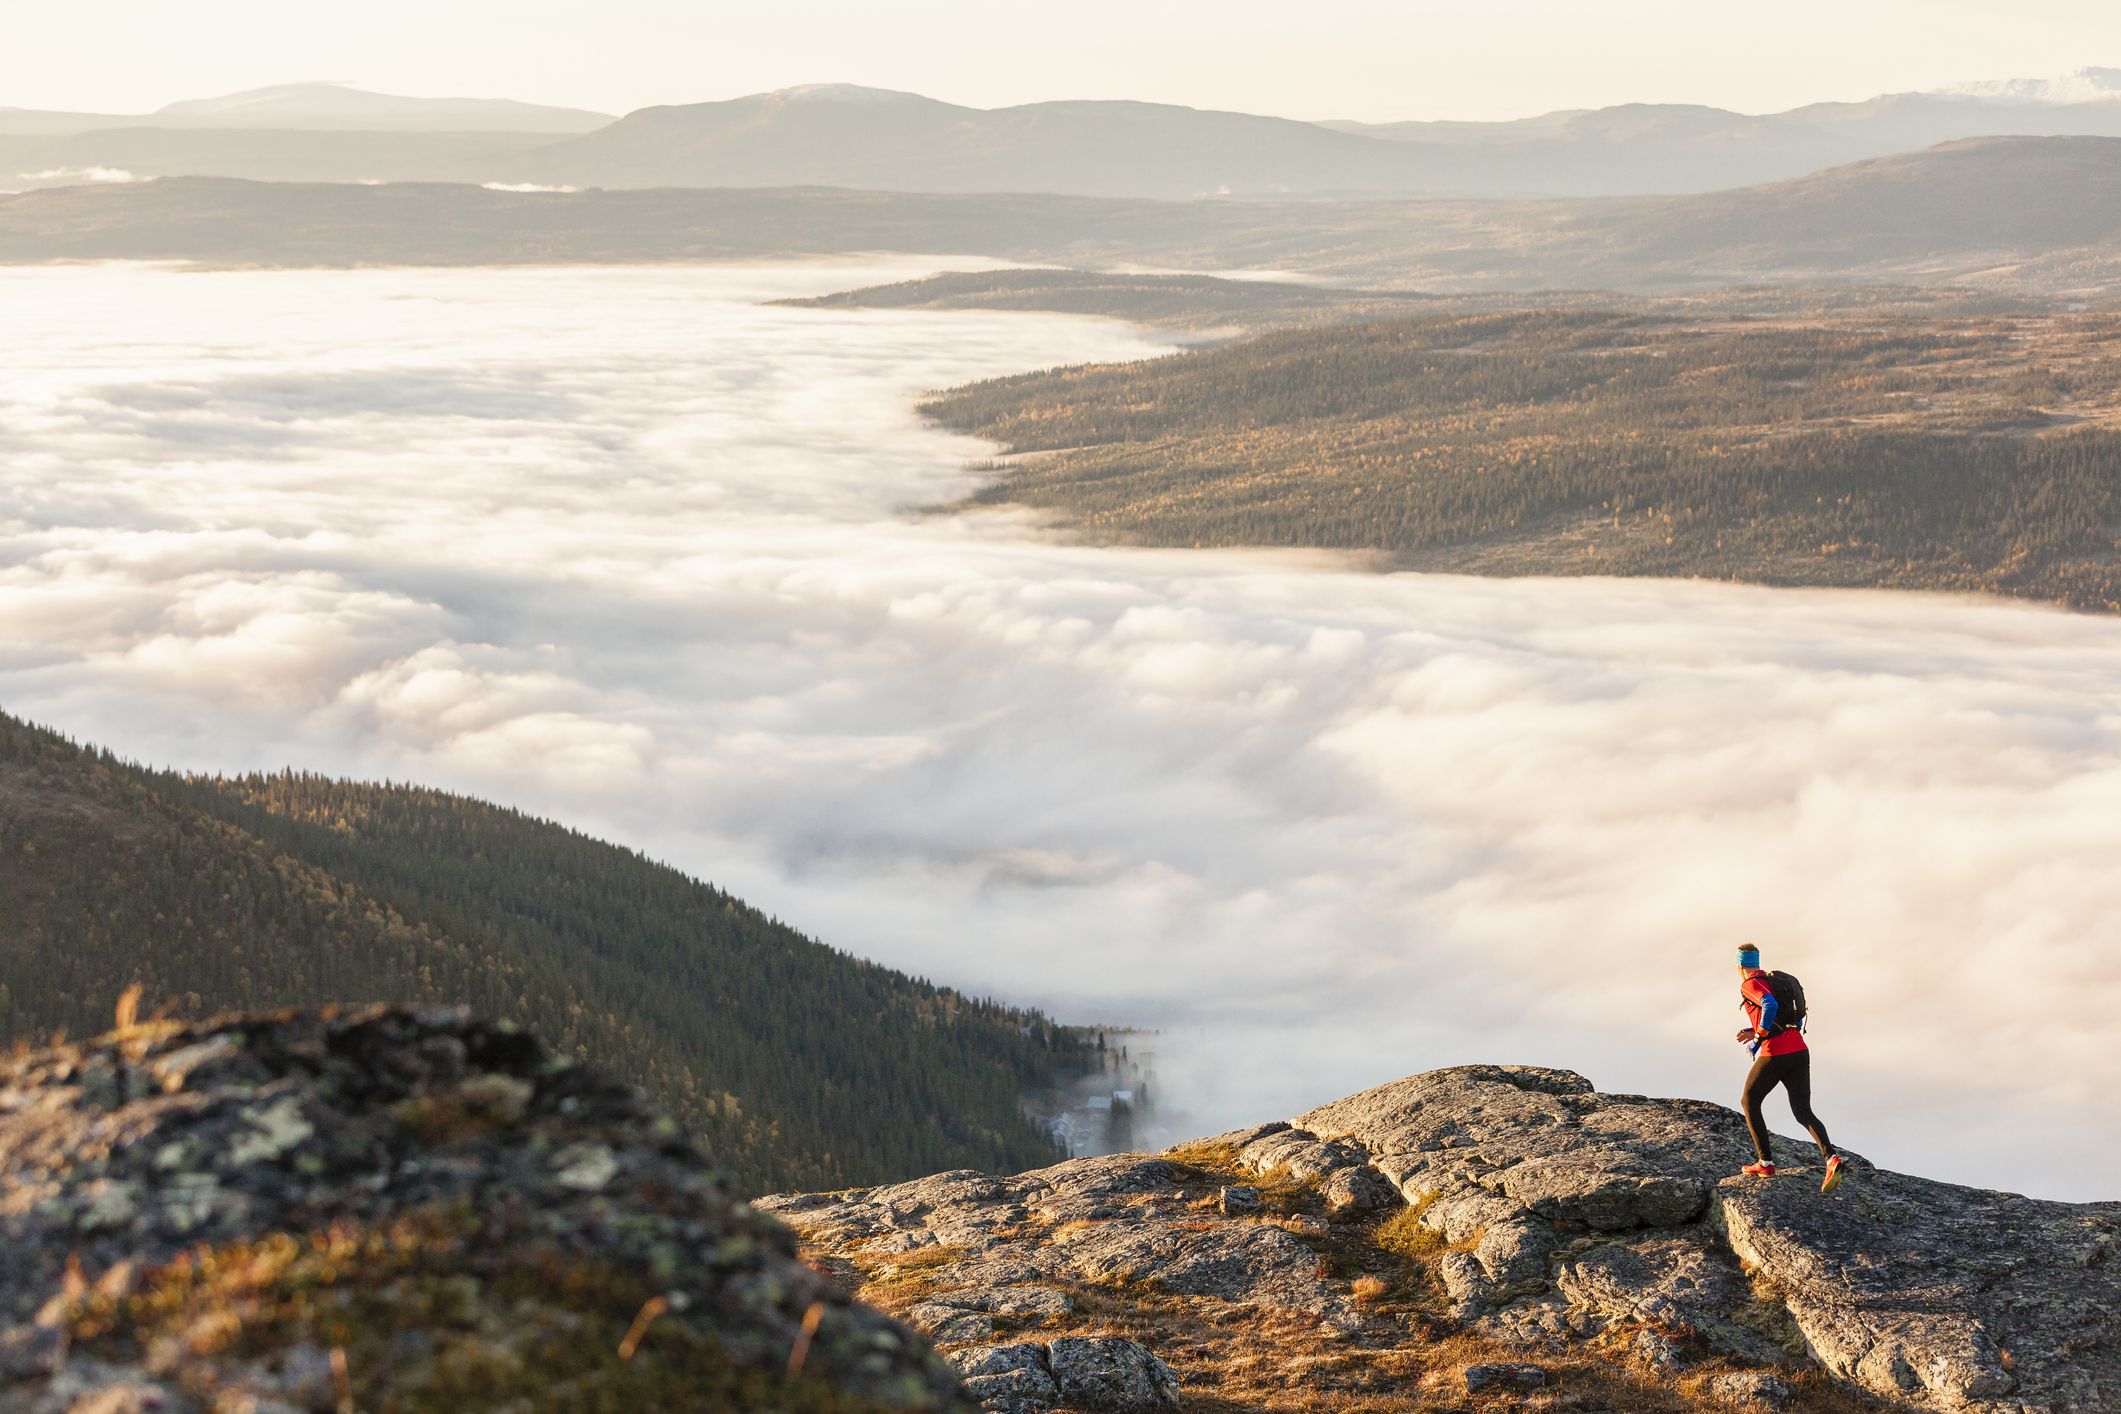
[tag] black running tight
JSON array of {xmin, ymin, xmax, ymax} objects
[{"xmin": 1742, "ymin": 1049, "xmax": 1834, "ymax": 1164}]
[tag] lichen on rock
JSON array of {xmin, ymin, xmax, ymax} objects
[{"xmin": 0, "ymin": 1005, "xmax": 973, "ymax": 1413}]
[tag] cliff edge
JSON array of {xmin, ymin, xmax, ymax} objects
[{"xmin": 762, "ymin": 1065, "xmax": 2120, "ymax": 1412}]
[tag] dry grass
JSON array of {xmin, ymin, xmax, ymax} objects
[
  {"xmin": 1370, "ymin": 1200, "xmax": 1446, "ymax": 1263},
  {"xmin": 840, "ymin": 1242, "xmax": 964, "ymax": 1303},
  {"xmin": 1164, "ymin": 1139, "xmax": 1246, "ymax": 1173}
]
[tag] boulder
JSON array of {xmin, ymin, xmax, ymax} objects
[
  {"xmin": 1710, "ymin": 1370, "xmax": 1795, "ymax": 1408},
  {"xmin": 1321, "ymin": 1163, "xmax": 1398, "ymax": 1219},
  {"xmin": 906, "ymin": 1301, "xmax": 999, "ymax": 1344},
  {"xmin": 947, "ymin": 1339, "xmax": 1178, "ymax": 1414},
  {"xmin": 1046, "ymin": 1337, "xmax": 1180, "ymax": 1411},
  {"xmin": 1463, "ymin": 1361, "xmax": 1548, "ymax": 1392},
  {"xmin": 948, "ymin": 1343, "xmax": 1059, "ymax": 1413},
  {"xmin": 0, "ymin": 1007, "xmax": 972, "ymax": 1412}
]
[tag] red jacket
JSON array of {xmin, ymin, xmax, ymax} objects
[{"xmin": 1741, "ymin": 970, "xmax": 1808, "ymax": 1056}]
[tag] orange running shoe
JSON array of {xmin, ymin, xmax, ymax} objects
[
  {"xmin": 1820, "ymin": 1154, "xmax": 1846, "ymax": 1193},
  {"xmin": 1741, "ymin": 1161, "xmax": 1776, "ymax": 1177}
]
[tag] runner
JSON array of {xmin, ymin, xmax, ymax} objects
[{"xmin": 1734, "ymin": 945, "xmax": 1846, "ymax": 1193}]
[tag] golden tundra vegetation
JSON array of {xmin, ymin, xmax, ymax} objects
[
  {"xmin": 923, "ymin": 301, "xmax": 2121, "ymax": 611},
  {"xmin": 802, "ymin": 1139, "xmax": 1874, "ymax": 1413}
]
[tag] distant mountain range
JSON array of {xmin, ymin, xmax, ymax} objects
[
  {"xmin": 13, "ymin": 69, "xmax": 2121, "ymax": 198},
  {"xmin": 511, "ymin": 84, "xmax": 1471, "ymax": 197},
  {"xmin": 0, "ymin": 81, "xmax": 610, "ymax": 135},
  {"xmin": 1318, "ymin": 71, "xmax": 2121, "ymax": 196},
  {"xmin": 10, "ymin": 136, "xmax": 2121, "ymax": 297},
  {"xmin": 509, "ymin": 75, "xmax": 2121, "ymax": 199}
]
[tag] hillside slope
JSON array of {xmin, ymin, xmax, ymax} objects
[
  {"xmin": 766, "ymin": 1065, "xmax": 2120, "ymax": 1412},
  {"xmin": 922, "ymin": 307, "xmax": 2121, "ymax": 610},
  {"xmin": 0, "ymin": 711, "xmax": 1090, "ymax": 1193}
]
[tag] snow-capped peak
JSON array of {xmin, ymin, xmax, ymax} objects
[{"xmin": 1934, "ymin": 66, "xmax": 2121, "ymax": 105}]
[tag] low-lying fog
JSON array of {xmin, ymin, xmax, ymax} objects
[{"xmin": 5, "ymin": 263, "xmax": 2117, "ymax": 1199}]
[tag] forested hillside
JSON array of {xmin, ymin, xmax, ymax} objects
[
  {"xmin": 0, "ymin": 710, "xmax": 1091, "ymax": 1193},
  {"xmin": 927, "ymin": 308, "xmax": 2121, "ymax": 610}
]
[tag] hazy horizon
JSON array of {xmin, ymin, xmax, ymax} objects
[{"xmin": 11, "ymin": 0, "xmax": 2121, "ymax": 124}]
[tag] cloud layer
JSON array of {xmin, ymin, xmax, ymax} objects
[{"xmin": 4, "ymin": 262, "xmax": 2118, "ymax": 1198}]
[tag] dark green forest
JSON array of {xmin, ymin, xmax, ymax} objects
[
  {"xmin": 925, "ymin": 309, "xmax": 2121, "ymax": 610},
  {"xmin": 0, "ymin": 710, "xmax": 1091, "ymax": 1194}
]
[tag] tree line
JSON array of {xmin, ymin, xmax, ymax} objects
[
  {"xmin": 926, "ymin": 309, "xmax": 2121, "ymax": 610},
  {"xmin": 0, "ymin": 711, "xmax": 1095, "ymax": 1193}
]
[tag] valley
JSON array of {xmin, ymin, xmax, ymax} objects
[
  {"xmin": 3, "ymin": 262, "xmax": 2117, "ymax": 1205},
  {"xmin": 10, "ymin": 30, "xmax": 2121, "ymax": 1408}
]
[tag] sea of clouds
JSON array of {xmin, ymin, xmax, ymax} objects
[{"xmin": 4, "ymin": 262, "xmax": 2118, "ymax": 1198}]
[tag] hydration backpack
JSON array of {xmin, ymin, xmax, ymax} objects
[{"xmin": 1751, "ymin": 970, "xmax": 1807, "ymax": 1035}]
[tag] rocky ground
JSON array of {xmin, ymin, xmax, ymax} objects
[
  {"xmin": 0, "ymin": 1005, "xmax": 972, "ymax": 1413},
  {"xmin": 5, "ymin": 1011, "xmax": 2111, "ymax": 1413},
  {"xmin": 760, "ymin": 1065, "xmax": 2121, "ymax": 1414}
]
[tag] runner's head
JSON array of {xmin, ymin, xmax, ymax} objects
[{"xmin": 1737, "ymin": 944, "xmax": 1761, "ymax": 973}]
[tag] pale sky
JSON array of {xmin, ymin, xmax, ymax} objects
[{"xmin": 5, "ymin": 0, "xmax": 2121, "ymax": 124}]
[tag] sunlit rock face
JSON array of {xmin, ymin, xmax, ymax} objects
[
  {"xmin": 766, "ymin": 1065, "xmax": 2121, "ymax": 1413},
  {"xmin": 0, "ymin": 1006, "xmax": 971, "ymax": 1411},
  {"xmin": 3, "ymin": 263, "xmax": 2120, "ymax": 1198}
]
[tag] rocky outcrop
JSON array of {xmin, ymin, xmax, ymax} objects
[
  {"xmin": 770, "ymin": 1064, "xmax": 2119, "ymax": 1413},
  {"xmin": 1300, "ymin": 1065, "xmax": 2120, "ymax": 1411},
  {"xmin": 761, "ymin": 1153, "xmax": 1360, "ymax": 1334},
  {"xmin": 8, "ymin": 1015, "xmax": 2109, "ymax": 1413},
  {"xmin": 945, "ymin": 1337, "xmax": 1177, "ymax": 1413},
  {"xmin": 0, "ymin": 1006, "xmax": 971, "ymax": 1413}
]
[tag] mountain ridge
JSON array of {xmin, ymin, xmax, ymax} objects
[
  {"xmin": 19, "ymin": 68, "xmax": 2121, "ymax": 196},
  {"xmin": 15, "ymin": 135, "xmax": 2121, "ymax": 295},
  {"xmin": 1, "ymin": 81, "xmax": 610, "ymax": 135},
  {"xmin": 512, "ymin": 86, "xmax": 1449, "ymax": 198}
]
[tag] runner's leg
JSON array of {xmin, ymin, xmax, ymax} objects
[
  {"xmin": 1781, "ymin": 1050, "xmax": 1835, "ymax": 1161},
  {"xmin": 1741, "ymin": 1051, "xmax": 1779, "ymax": 1164}
]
